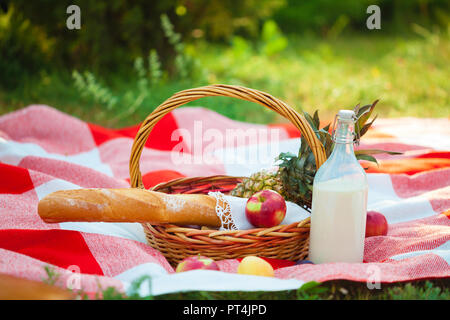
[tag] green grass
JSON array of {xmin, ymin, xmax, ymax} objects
[
  {"xmin": 1, "ymin": 29, "xmax": 449, "ymax": 127},
  {"xmin": 98, "ymin": 279, "xmax": 450, "ymax": 300},
  {"xmin": 167, "ymin": 279, "xmax": 450, "ymax": 300},
  {"xmin": 194, "ymin": 31, "xmax": 450, "ymax": 121}
]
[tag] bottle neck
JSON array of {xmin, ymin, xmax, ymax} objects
[
  {"xmin": 331, "ymin": 119, "xmax": 355, "ymax": 157},
  {"xmin": 332, "ymin": 140, "xmax": 355, "ymax": 156}
]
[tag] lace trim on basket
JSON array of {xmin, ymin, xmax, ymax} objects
[{"xmin": 208, "ymin": 191, "xmax": 237, "ymax": 231}]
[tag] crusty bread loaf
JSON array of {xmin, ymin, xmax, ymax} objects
[{"xmin": 38, "ymin": 188, "xmax": 221, "ymax": 227}]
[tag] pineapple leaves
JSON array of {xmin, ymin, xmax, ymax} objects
[
  {"xmin": 355, "ymin": 148, "xmax": 403, "ymax": 167},
  {"xmin": 353, "ymin": 99, "xmax": 379, "ymax": 142},
  {"xmin": 312, "ymin": 110, "xmax": 320, "ymax": 129},
  {"xmin": 355, "ymin": 99, "xmax": 379, "ymax": 129},
  {"xmin": 297, "ymin": 180, "xmax": 309, "ymax": 195},
  {"xmin": 301, "ymin": 110, "xmax": 334, "ymax": 157},
  {"xmin": 358, "ymin": 114, "xmax": 378, "ymax": 137},
  {"xmin": 356, "ymin": 153, "xmax": 379, "ymax": 167},
  {"xmin": 303, "ymin": 110, "xmax": 328, "ymax": 133},
  {"xmin": 303, "ymin": 111, "xmax": 319, "ymax": 131},
  {"xmin": 355, "ymin": 149, "xmax": 402, "ymax": 156},
  {"xmin": 317, "ymin": 130, "xmax": 333, "ymax": 157},
  {"xmin": 322, "ymin": 123, "xmax": 331, "ymax": 133},
  {"xmin": 277, "ymin": 152, "xmax": 296, "ymax": 161},
  {"xmin": 355, "ymin": 154, "xmax": 380, "ymax": 170},
  {"xmin": 276, "ymin": 152, "xmax": 296, "ymax": 168}
]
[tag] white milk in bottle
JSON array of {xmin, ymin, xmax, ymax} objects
[{"xmin": 308, "ymin": 110, "xmax": 368, "ymax": 264}]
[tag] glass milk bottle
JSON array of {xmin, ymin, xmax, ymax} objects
[{"xmin": 308, "ymin": 110, "xmax": 368, "ymax": 264}]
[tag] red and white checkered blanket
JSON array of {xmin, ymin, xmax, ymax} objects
[{"xmin": 0, "ymin": 105, "xmax": 449, "ymax": 296}]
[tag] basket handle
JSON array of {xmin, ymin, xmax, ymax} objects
[{"xmin": 129, "ymin": 84, "xmax": 327, "ymax": 188}]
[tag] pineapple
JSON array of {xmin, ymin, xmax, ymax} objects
[
  {"xmin": 231, "ymin": 169, "xmax": 286, "ymax": 199},
  {"xmin": 231, "ymin": 100, "xmax": 400, "ymax": 210}
]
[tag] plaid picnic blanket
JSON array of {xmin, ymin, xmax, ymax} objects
[{"xmin": 0, "ymin": 105, "xmax": 448, "ymax": 296}]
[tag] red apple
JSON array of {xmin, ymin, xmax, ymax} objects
[
  {"xmin": 365, "ymin": 211, "xmax": 388, "ymax": 237},
  {"xmin": 175, "ymin": 255, "xmax": 219, "ymax": 273},
  {"xmin": 245, "ymin": 190, "xmax": 287, "ymax": 228}
]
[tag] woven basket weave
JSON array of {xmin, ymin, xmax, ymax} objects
[{"xmin": 129, "ymin": 84, "xmax": 327, "ymax": 266}]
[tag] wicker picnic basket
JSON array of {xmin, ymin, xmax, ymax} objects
[{"xmin": 129, "ymin": 84, "xmax": 327, "ymax": 267}]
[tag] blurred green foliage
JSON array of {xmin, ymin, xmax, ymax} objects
[
  {"xmin": 1, "ymin": 0, "xmax": 448, "ymax": 89},
  {"xmin": 70, "ymin": 14, "xmax": 210, "ymax": 122},
  {"xmin": 3, "ymin": 22, "xmax": 445, "ymax": 128},
  {"xmin": 68, "ymin": 14, "xmax": 298, "ymax": 125},
  {"xmin": 274, "ymin": 0, "xmax": 450, "ymax": 35},
  {"xmin": 0, "ymin": 0, "xmax": 448, "ymax": 125},
  {"xmin": 0, "ymin": 5, "xmax": 55, "ymax": 89},
  {"xmin": 0, "ymin": 0, "xmax": 284, "ymax": 82}
]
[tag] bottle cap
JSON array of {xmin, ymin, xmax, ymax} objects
[
  {"xmin": 338, "ymin": 110, "xmax": 355, "ymax": 120},
  {"xmin": 332, "ymin": 110, "xmax": 356, "ymax": 144}
]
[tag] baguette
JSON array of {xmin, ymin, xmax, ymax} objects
[{"xmin": 38, "ymin": 188, "xmax": 221, "ymax": 227}]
